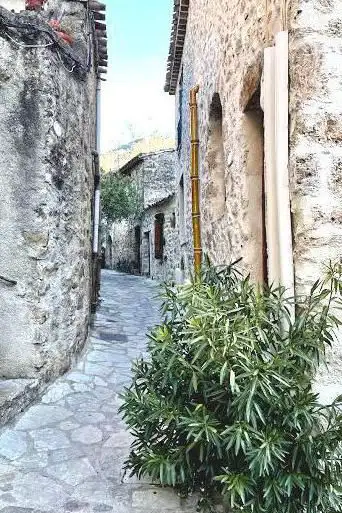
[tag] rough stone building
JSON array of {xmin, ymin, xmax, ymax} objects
[
  {"xmin": 0, "ymin": 0, "xmax": 107, "ymax": 424},
  {"xmin": 140, "ymin": 194, "xmax": 177, "ymax": 281},
  {"xmin": 106, "ymin": 149, "xmax": 179, "ymax": 281},
  {"xmin": 165, "ymin": 0, "xmax": 342, "ymax": 400}
]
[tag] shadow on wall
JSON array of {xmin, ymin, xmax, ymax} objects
[
  {"xmin": 243, "ymin": 86, "xmax": 267, "ymax": 283},
  {"xmin": 115, "ymin": 260, "xmax": 140, "ymax": 275},
  {"xmin": 205, "ymin": 93, "xmax": 226, "ymax": 219},
  {"xmin": 203, "ymin": 93, "xmax": 226, "ymax": 261}
]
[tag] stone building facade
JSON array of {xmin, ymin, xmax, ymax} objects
[
  {"xmin": 106, "ymin": 150, "xmax": 179, "ymax": 281},
  {"xmin": 165, "ymin": 0, "xmax": 342, "ymax": 400},
  {"xmin": 0, "ymin": 0, "xmax": 107, "ymax": 423},
  {"xmin": 140, "ymin": 194, "xmax": 177, "ymax": 282}
]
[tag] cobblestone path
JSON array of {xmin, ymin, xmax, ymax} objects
[{"xmin": 0, "ymin": 271, "xmax": 195, "ymax": 513}]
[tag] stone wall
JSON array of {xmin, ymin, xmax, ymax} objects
[
  {"xmin": 170, "ymin": 0, "xmax": 342, "ymax": 398},
  {"xmin": 173, "ymin": 0, "xmax": 342, "ymax": 284},
  {"xmin": 107, "ymin": 150, "xmax": 178, "ymax": 281},
  {"xmin": 289, "ymin": 1, "xmax": 342, "ymax": 292},
  {"xmin": 289, "ymin": 0, "xmax": 342, "ymax": 399},
  {"xmin": 142, "ymin": 150, "xmax": 175, "ymax": 209},
  {"xmin": 0, "ymin": 3, "xmax": 97, "ymax": 380},
  {"xmin": 109, "ymin": 220, "xmax": 139, "ymax": 274},
  {"xmin": 141, "ymin": 196, "xmax": 178, "ymax": 282},
  {"xmin": 173, "ymin": 0, "xmax": 287, "ymax": 280}
]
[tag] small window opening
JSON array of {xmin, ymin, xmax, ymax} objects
[
  {"xmin": 134, "ymin": 225, "xmax": 141, "ymax": 273},
  {"xmin": 154, "ymin": 213, "xmax": 165, "ymax": 260},
  {"xmin": 179, "ymin": 175, "xmax": 186, "ymax": 241},
  {"xmin": 142, "ymin": 231, "xmax": 151, "ymax": 276}
]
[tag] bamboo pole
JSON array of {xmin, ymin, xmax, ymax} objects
[{"xmin": 189, "ymin": 85, "xmax": 202, "ymax": 276}]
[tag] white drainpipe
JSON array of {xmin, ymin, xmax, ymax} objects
[
  {"xmin": 275, "ymin": 31, "xmax": 294, "ymax": 303},
  {"xmin": 93, "ymin": 79, "xmax": 101, "ymax": 254},
  {"xmin": 95, "ymin": 79, "xmax": 101, "ymax": 153},
  {"xmin": 262, "ymin": 31, "xmax": 295, "ymax": 321},
  {"xmin": 93, "ymin": 189, "xmax": 101, "ymax": 254},
  {"xmin": 263, "ymin": 47, "xmax": 280, "ymax": 286}
]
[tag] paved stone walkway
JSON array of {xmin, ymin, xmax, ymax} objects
[{"xmin": 0, "ymin": 271, "xmax": 195, "ymax": 513}]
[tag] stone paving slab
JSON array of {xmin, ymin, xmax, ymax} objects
[{"xmin": 0, "ymin": 271, "xmax": 195, "ymax": 513}]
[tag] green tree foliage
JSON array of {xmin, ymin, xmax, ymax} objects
[
  {"xmin": 101, "ymin": 172, "xmax": 140, "ymax": 223},
  {"xmin": 120, "ymin": 261, "xmax": 342, "ymax": 513}
]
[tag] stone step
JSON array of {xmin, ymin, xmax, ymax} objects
[{"xmin": 0, "ymin": 378, "xmax": 40, "ymax": 427}]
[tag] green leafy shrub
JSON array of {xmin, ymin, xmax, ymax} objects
[
  {"xmin": 120, "ymin": 261, "xmax": 342, "ymax": 513},
  {"xmin": 101, "ymin": 172, "xmax": 140, "ymax": 223}
]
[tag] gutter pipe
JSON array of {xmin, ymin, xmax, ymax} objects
[
  {"xmin": 91, "ymin": 78, "xmax": 101, "ymax": 312},
  {"xmin": 93, "ymin": 79, "xmax": 101, "ymax": 254},
  {"xmin": 274, "ymin": 31, "xmax": 294, "ymax": 301}
]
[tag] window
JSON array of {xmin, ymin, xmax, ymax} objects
[
  {"xmin": 142, "ymin": 231, "xmax": 151, "ymax": 276},
  {"xmin": 154, "ymin": 213, "xmax": 164, "ymax": 260},
  {"xmin": 170, "ymin": 212, "xmax": 176, "ymax": 229},
  {"xmin": 134, "ymin": 225, "xmax": 141, "ymax": 273},
  {"xmin": 179, "ymin": 175, "xmax": 186, "ymax": 241}
]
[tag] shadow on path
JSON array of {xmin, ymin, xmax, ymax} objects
[{"xmin": 0, "ymin": 271, "xmax": 195, "ymax": 512}]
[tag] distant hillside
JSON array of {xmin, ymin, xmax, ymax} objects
[{"xmin": 101, "ymin": 135, "xmax": 175, "ymax": 173}]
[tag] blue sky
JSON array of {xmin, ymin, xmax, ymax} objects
[{"xmin": 101, "ymin": 0, "xmax": 175, "ymax": 152}]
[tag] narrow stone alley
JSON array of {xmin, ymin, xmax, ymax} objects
[{"xmin": 0, "ymin": 272, "xmax": 195, "ymax": 513}]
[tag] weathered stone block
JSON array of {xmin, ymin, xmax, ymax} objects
[{"xmin": 0, "ymin": 3, "xmax": 96, "ymax": 392}]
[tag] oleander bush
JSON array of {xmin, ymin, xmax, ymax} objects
[{"xmin": 120, "ymin": 261, "xmax": 342, "ymax": 513}]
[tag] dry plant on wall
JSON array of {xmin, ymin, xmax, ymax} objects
[
  {"xmin": 264, "ymin": 0, "xmax": 289, "ymax": 43},
  {"xmin": 280, "ymin": 0, "xmax": 289, "ymax": 30}
]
